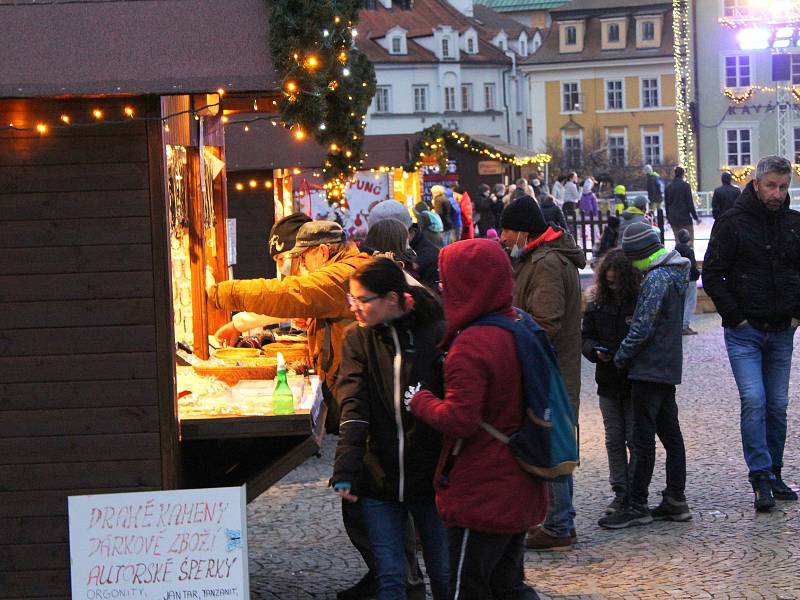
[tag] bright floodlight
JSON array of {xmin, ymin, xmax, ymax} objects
[{"xmin": 737, "ymin": 27, "xmax": 771, "ymax": 50}]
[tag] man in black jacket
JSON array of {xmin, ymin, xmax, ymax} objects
[
  {"xmin": 703, "ymin": 155, "xmax": 800, "ymax": 513},
  {"xmin": 664, "ymin": 166, "xmax": 700, "ymax": 246},
  {"xmin": 711, "ymin": 171, "xmax": 740, "ymax": 220}
]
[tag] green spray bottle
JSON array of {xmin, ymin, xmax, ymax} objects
[{"xmin": 272, "ymin": 351, "xmax": 295, "ymax": 415}]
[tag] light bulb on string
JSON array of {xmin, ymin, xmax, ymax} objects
[
  {"xmin": 235, "ymin": 183, "xmax": 244, "ymax": 191},
  {"xmin": 92, "ymin": 109, "xmax": 103, "ymax": 119},
  {"xmin": 244, "ymin": 124, "xmax": 250, "ymax": 132},
  {"xmin": 124, "ymin": 107, "xmax": 135, "ymax": 118},
  {"xmin": 60, "ymin": 115, "xmax": 70, "ymax": 124},
  {"xmin": 36, "ymin": 123, "xmax": 48, "ymax": 134}
]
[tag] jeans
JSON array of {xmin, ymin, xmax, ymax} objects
[
  {"xmin": 541, "ymin": 474, "xmax": 575, "ymax": 537},
  {"xmin": 683, "ymin": 282, "xmax": 698, "ymax": 329},
  {"xmin": 442, "ymin": 230, "xmax": 454, "ymax": 246},
  {"xmin": 361, "ymin": 497, "xmax": 449, "ymax": 600},
  {"xmin": 723, "ymin": 322, "xmax": 796, "ymax": 479},
  {"xmin": 629, "ymin": 381, "xmax": 687, "ymax": 505},
  {"xmin": 599, "ymin": 394, "xmax": 635, "ymax": 495},
  {"xmin": 447, "ymin": 528, "xmax": 540, "ymax": 600}
]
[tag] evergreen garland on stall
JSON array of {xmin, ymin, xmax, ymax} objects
[
  {"xmin": 405, "ymin": 124, "xmax": 449, "ymax": 174},
  {"xmin": 269, "ymin": 0, "xmax": 376, "ymax": 198}
]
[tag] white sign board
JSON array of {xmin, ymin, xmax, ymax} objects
[{"xmin": 68, "ymin": 486, "xmax": 248, "ymax": 600}]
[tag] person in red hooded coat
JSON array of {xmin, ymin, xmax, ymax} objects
[{"xmin": 410, "ymin": 238, "xmax": 548, "ymax": 600}]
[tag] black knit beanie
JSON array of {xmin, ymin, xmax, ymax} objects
[{"xmin": 500, "ymin": 196, "xmax": 547, "ymax": 237}]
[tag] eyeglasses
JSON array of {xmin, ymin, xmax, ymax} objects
[{"xmin": 347, "ymin": 293, "xmax": 382, "ymax": 308}]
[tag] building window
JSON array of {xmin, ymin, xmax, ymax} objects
[
  {"xmin": 461, "ymin": 84, "xmax": 473, "ymax": 111},
  {"xmin": 606, "ymin": 80, "xmax": 624, "ymax": 110},
  {"xmin": 726, "ymin": 128, "xmax": 752, "ymax": 166},
  {"xmin": 723, "ymin": 0, "xmax": 752, "ymax": 18},
  {"xmin": 520, "ymin": 39, "xmax": 527, "ymax": 56},
  {"xmin": 608, "ymin": 134, "xmax": 626, "ymax": 166},
  {"xmin": 562, "ymin": 82, "xmax": 580, "ymax": 112},
  {"xmin": 641, "ymin": 78, "xmax": 659, "ymax": 108},
  {"xmin": 498, "ymin": 39, "xmax": 506, "ymax": 51},
  {"xmin": 444, "ymin": 86, "xmax": 456, "ymax": 111},
  {"xmin": 794, "ymin": 127, "xmax": 800, "ymax": 164},
  {"xmin": 375, "ymin": 86, "xmax": 391, "ymax": 113},
  {"xmin": 442, "ymin": 37, "xmax": 451, "ymax": 58},
  {"xmin": 391, "ymin": 37, "xmax": 402, "ymax": 54},
  {"xmin": 413, "ymin": 85, "xmax": 428, "ymax": 112},
  {"xmin": 642, "ymin": 21, "xmax": 655, "ymax": 41},
  {"xmin": 725, "ymin": 55, "xmax": 751, "ymax": 87},
  {"xmin": 608, "ymin": 23, "xmax": 620, "ymax": 42},
  {"xmin": 467, "ymin": 37, "xmax": 475, "ymax": 53},
  {"xmin": 792, "ymin": 54, "xmax": 800, "ymax": 85},
  {"xmin": 643, "ymin": 132, "xmax": 662, "ymax": 165},
  {"xmin": 564, "ymin": 135, "xmax": 582, "ymax": 167},
  {"xmin": 565, "ymin": 26, "xmax": 577, "ymax": 46},
  {"xmin": 484, "ymin": 83, "xmax": 496, "ymax": 110}
]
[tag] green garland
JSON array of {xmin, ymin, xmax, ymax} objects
[
  {"xmin": 269, "ymin": 0, "xmax": 376, "ymax": 195},
  {"xmin": 405, "ymin": 124, "xmax": 448, "ymax": 174}
]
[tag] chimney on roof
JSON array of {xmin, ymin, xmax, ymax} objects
[{"xmin": 446, "ymin": 0, "xmax": 473, "ymax": 17}]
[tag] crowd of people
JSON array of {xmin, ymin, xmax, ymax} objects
[{"xmin": 204, "ymin": 154, "xmax": 799, "ymax": 599}]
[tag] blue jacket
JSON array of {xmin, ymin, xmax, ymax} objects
[{"xmin": 614, "ymin": 250, "xmax": 690, "ymax": 385}]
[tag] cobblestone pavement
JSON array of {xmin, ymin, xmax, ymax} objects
[{"xmin": 247, "ymin": 314, "xmax": 800, "ymax": 599}]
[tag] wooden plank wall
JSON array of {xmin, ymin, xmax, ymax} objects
[
  {"xmin": 0, "ymin": 96, "xmax": 177, "ymax": 599},
  {"xmin": 226, "ymin": 169, "xmax": 275, "ymax": 280}
]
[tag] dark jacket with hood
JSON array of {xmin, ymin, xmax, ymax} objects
[
  {"xmin": 411, "ymin": 239, "xmax": 548, "ymax": 534},
  {"xmin": 664, "ymin": 177, "xmax": 697, "ymax": 226},
  {"xmin": 646, "ymin": 173, "xmax": 663, "ymax": 205},
  {"xmin": 703, "ymin": 181, "xmax": 800, "ymax": 330},
  {"xmin": 711, "ymin": 182, "xmax": 740, "ymax": 220},
  {"xmin": 473, "ymin": 190, "xmax": 494, "ymax": 236},
  {"xmin": 332, "ymin": 298, "xmax": 445, "ymax": 502},
  {"xmin": 512, "ymin": 228, "xmax": 586, "ymax": 416},
  {"xmin": 540, "ymin": 195, "xmax": 568, "ymax": 230},
  {"xmin": 614, "ymin": 250, "xmax": 690, "ymax": 385},
  {"xmin": 582, "ymin": 295, "xmax": 637, "ymax": 399},
  {"xmin": 409, "ymin": 223, "xmax": 441, "ymax": 289}
]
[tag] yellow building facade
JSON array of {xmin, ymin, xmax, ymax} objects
[{"xmin": 521, "ymin": 1, "xmax": 678, "ymax": 176}]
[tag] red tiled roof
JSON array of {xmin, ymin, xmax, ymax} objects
[{"xmin": 358, "ymin": 0, "xmax": 511, "ymax": 64}]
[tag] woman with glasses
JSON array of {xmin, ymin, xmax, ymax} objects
[{"xmin": 331, "ymin": 257, "xmax": 449, "ymax": 600}]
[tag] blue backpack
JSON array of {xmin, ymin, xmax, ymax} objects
[
  {"xmin": 468, "ymin": 308, "xmax": 578, "ymax": 480},
  {"xmin": 445, "ymin": 188, "xmax": 463, "ymax": 232}
]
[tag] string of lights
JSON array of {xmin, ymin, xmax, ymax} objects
[{"xmin": 673, "ymin": 0, "xmax": 699, "ymax": 192}]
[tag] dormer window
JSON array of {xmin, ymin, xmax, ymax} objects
[
  {"xmin": 601, "ymin": 18, "xmax": 626, "ymax": 50},
  {"xmin": 385, "ymin": 27, "xmax": 408, "ymax": 55},
  {"xmin": 520, "ymin": 38, "xmax": 527, "ymax": 56},
  {"xmin": 467, "ymin": 37, "xmax": 475, "ymax": 53},
  {"xmin": 532, "ymin": 31, "xmax": 542, "ymax": 51},
  {"xmin": 559, "ymin": 20, "xmax": 584, "ymax": 53},
  {"xmin": 442, "ymin": 37, "xmax": 451, "ymax": 58},
  {"xmin": 635, "ymin": 15, "xmax": 662, "ymax": 48},
  {"xmin": 498, "ymin": 39, "xmax": 505, "ymax": 51}
]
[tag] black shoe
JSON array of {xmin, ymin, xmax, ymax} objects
[
  {"xmin": 651, "ymin": 494, "xmax": 692, "ymax": 522},
  {"xmin": 605, "ymin": 493, "xmax": 627, "ymax": 515},
  {"xmin": 337, "ymin": 573, "xmax": 377, "ymax": 600},
  {"xmin": 752, "ymin": 477, "xmax": 776, "ymax": 513},
  {"xmin": 770, "ymin": 467, "xmax": 798, "ymax": 501},
  {"xmin": 598, "ymin": 502, "xmax": 653, "ymax": 529}
]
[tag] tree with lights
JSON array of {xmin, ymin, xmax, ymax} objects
[{"xmin": 269, "ymin": 0, "xmax": 377, "ymax": 199}]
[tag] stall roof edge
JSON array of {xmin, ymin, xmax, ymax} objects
[{"xmin": 0, "ymin": 0, "xmax": 280, "ymax": 98}]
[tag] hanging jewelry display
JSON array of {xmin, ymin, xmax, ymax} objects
[{"xmin": 166, "ymin": 145, "xmax": 189, "ymax": 234}]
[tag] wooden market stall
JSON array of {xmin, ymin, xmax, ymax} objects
[{"xmin": 0, "ymin": 2, "xmax": 324, "ymax": 598}]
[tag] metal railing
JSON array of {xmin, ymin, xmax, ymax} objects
[{"xmin": 624, "ymin": 188, "xmax": 800, "ymax": 217}]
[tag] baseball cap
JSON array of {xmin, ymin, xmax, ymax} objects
[{"xmin": 286, "ymin": 220, "xmax": 346, "ymax": 256}]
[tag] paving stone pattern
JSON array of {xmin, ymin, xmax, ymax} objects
[{"xmin": 247, "ymin": 314, "xmax": 800, "ymax": 599}]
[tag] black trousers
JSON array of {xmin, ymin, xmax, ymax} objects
[
  {"xmin": 447, "ymin": 528, "xmax": 540, "ymax": 600},
  {"xmin": 629, "ymin": 381, "xmax": 687, "ymax": 505}
]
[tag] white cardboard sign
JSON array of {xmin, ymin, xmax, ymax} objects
[{"xmin": 68, "ymin": 486, "xmax": 249, "ymax": 600}]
